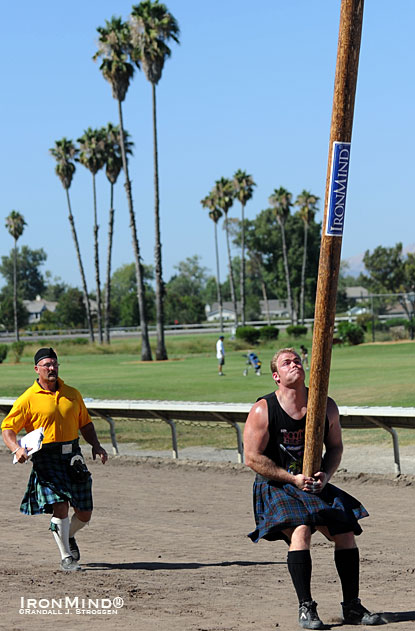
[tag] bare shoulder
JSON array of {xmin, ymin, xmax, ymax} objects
[
  {"xmin": 326, "ymin": 396, "xmax": 340, "ymax": 427},
  {"xmin": 245, "ymin": 398, "xmax": 269, "ymax": 429},
  {"xmin": 244, "ymin": 397, "xmax": 270, "ymax": 453}
]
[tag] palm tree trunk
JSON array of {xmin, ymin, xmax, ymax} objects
[
  {"xmin": 104, "ymin": 183, "xmax": 115, "ymax": 344},
  {"xmin": 300, "ymin": 222, "xmax": 308, "ymax": 324},
  {"xmin": 117, "ymin": 99, "xmax": 152, "ymax": 361},
  {"xmin": 92, "ymin": 173, "xmax": 103, "ymax": 343},
  {"xmin": 224, "ymin": 214, "xmax": 238, "ymax": 325},
  {"xmin": 280, "ymin": 223, "xmax": 294, "ymax": 324},
  {"xmin": 152, "ymin": 83, "xmax": 167, "ymax": 360},
  {"xmin": 261, "ymin": 280, "xmax": 271, "ymax": 326},
  {"xmin": 13, "ymin": 240, "xmax": 19, "ymax": 342},
  {"xmin": 65, "ymin": 189, "xmax": 95, "ymax": 343},
  {"xmin": 214, "ymin": 221, "xmax": 223, "ymax": 332},
  {"xmin": 240, "ymin": 202, "xmax": 246, "ymax": 326}
]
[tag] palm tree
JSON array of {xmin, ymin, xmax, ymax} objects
[
  {"xmin": 102, "ymin": 123, "xmax": 133, "ymax": 344},
  {"xmin": 77, "ymin": 127, "xmax": 106, "ymax": 343},
  {"xmin": 129, "ymin": 1, "xmax": 180, "ymax": 361},
  {"xmin": 213, "ymin": 177, "xmax": 238, "ymax": 324},
  {"xmin": 269, "ymin": 186, "xmax": 294, "ymax": 323},
  {"xmin": 233, "ymin": 170, "xmax": 256, "ymax": 325},
  {"xmin": 201, "ymin": 192, "xmax": 223, "ymax": 332},
  {"xmin": 5, "ymin": 210, "xmax": 26, "ymax": 341},
  {"xmin": 295, "ymin": 190, "xmax": 319, "ymax": 324},
  {"xmin": 248, "ymin": 250, "xmax": 271, "ymax": 325},
  {"xmin": 49, "ymin": 138, "xmax": 95, "ymax": 342},
  {"xmin": 94, "ymin": 16, "xmax": 152, "ymax": 360}
]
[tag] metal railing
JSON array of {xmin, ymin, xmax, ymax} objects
[{"xmin": 1, "ymin": 398, "xmax": 414, "ymax": 475}]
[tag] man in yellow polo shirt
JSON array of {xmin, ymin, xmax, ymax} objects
[{"xmin": 1, "ymin": 347, "xmax": 107, "ymax": 572}]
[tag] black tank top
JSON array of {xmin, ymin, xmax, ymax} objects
[{"xmin": 258, "ymin": 391, "xmax": 329, "ymax": 475}]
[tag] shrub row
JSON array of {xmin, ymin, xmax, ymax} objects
[
  {"xmin": 236, "ymin": 325, "xmax": 279, "ymax": 344},
  {"xmin": 0, "ymin": 341, "xmax": 26, "ymax": 363},
  {"xmin": 336, "ymin": 322, "xmax": 365, "ymax": 345},
  {"xmin": 235, "ymin": 324, "xmax": 309, "ymax": 344}
]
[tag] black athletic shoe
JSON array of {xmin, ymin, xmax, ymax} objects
[
  {"xmin": 298, "ymin": 600, "xmax": 324, "ymax": 629},
  {"xmin": 342, "ymin": 598, "xmax": 383, "ymax": 625},
  {"xmin": 69, "ymin": 537, "xmax": 80, "ymax": 561}
]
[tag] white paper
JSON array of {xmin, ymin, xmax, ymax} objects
[{"xmin": 13, "ymin": 427, "xmax": 45, "ymax": 463}]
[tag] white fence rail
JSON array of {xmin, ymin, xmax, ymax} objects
[
  {"xmin": 1, "ymin": 398, "xmax": 414, "ymax": 475},
  {"xmin": 1, "ymin": 314, "xmax": 405, "ymax": 342}
]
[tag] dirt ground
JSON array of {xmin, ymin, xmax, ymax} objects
[{"xmin": 1, "ymin": 450, "xmax": 414, "ymax": 631}]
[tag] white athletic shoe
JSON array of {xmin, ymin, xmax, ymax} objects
[{"xmin": 60, "ymin": 556, "xmax": 82, "ymax": 572}]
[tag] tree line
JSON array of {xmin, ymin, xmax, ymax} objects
[
  {"xmin": 339, "ymin": 243, "xmax": 415, "ymax": 336},
  {"xmin": 2, "ymin": 223, "xmax": 415, "ymax": 338},
  {"xmin": 0, "ymin": 184, "xmax": 330, "ymax": 334},
  {"xmin": 202, "ymin": 177, "xmax": 320, "ymax": 327},
  {"xmin": 0, "ymin": 247, "xmax": 212, "ymax": 333},
  {"xmin": 3, "ymin": 170, "xmax": 321, "ymax": 337}
]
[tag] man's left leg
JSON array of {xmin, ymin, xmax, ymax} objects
[
  {"xmin": 69, "ymin": 509, "xmax": 92, "ymax": 562},
  {"xmin": 50, "ymin": 501, "xmax": 81, "ymax": 572},
  {"xmin": 327, "ymin": 531, "xmax": 383, "ymax": 625}
]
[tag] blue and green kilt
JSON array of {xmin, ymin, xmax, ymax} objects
[
  {"xmin": 20, "ymin": 439, "xmax": 93, "ymax": 515},
  {"xmin": 249, "ymin": 475, "xmax": 368, "ymax": 544}
]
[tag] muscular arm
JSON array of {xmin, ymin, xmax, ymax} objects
[
  {"xmin": 243, "ymin": 399, "xmax": 314, "ymax": 490},
  {"xmin": 80, "ymin": 422, "xmax": 108, "ymax": 464},
  {"xmin": 2, "ymin": 429, "xmax": 30, "ymax": 463},
  {"xmin": 312, "ymin": 397, "xmax": 343, "ymax": 492},
  {"xmin": 321, "ymin": 397, "xmax": 343, "ymax": 480}
]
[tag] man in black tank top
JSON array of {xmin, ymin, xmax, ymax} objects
[{"xmin": 243, "ymin": 348, "xmax": 382, "ymax": 629}]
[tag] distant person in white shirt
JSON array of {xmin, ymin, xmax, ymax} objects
[{"xmin": 216, "ymin": 336, "xmax": 225, "ymax": 376}]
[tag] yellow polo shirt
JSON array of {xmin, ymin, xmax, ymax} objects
[{"xmin": 1, "ymin": 378, "xmax": 92, "ymax": 443}]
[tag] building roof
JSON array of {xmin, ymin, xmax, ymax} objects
[
  {"xmin": 345, "ymin": 286, "xmax": 369, "ymax": 299},
  {"xmin": 23, "ymin": 296, "xmax": 57, "ymax": 315}
]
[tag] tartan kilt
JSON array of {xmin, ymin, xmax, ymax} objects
[
  {"xmin": 20, "ymin": 439, "xmax": 93, "ymax": 515},
  {"xmin": 248, "ymin": 476, "xmax": 369, "ymax": 544}
]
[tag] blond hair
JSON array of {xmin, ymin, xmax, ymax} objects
[{"xmin": 270, "ymin": 347, "xmax": 301, "ymax": 374}]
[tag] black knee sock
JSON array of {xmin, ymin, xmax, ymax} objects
[
  {"xmin": 334, "ymin": 547, "xmax": 359, "ymax": 603},
  {"xmin": 287, "ymin": 550, "xmax": 312, "ymax": 604}
]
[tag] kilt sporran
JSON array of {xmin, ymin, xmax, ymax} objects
[{"xmin": 68, "ymin": 453, "xmax": 91, "ymax": 482}]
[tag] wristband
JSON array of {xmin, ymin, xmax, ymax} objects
[{"xmin": 11, "ymin": 446, "xmax": 22, "ymax": 455}]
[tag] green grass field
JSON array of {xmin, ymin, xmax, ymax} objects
[
  {"xmin": 2, "ymin": 335, "xmax": 414, "ymax": 406},
  {"xmin": 1, "ymin": 334, "xmax": 414, "ymax": 449}
]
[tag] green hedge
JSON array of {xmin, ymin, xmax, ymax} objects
[
  {"xmin": 235, "ymin": 326, "xmax": 261, "ymax": 344},
  {"xmin": 0, "ymin": 344, "xmax": 8, "ymax": 363},
  {"xmin": 259, "ymin": 325, "xmax": 279, "ymax": 341},
  {"xmin": 286, "ymin": 325, "xmax": 307, "ymax": 338},
  {"xmin": 385, "ymin": 317, "xmax": 408, "ymax": 329},
  {"xmin": 337, "ymin": 321, "xmax": 365, "ymax": 345},
  {"xmin": 11, "ymin": 341, "xmax": 25, "ymax": 363}
]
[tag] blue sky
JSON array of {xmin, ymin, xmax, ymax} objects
[{"xmin": 1, "ymin": 0, "xmax": 414, "ymax": 291}]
